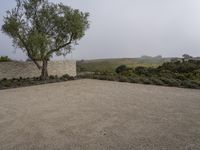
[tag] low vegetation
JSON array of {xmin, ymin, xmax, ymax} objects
[
  {"xmin": 79, "ymin": 59, "xmax": 200, "ymax": 89},
  {"xmin": 1, "ymin": 56, "xmax": 200, "ymax": 90},
  {"xmin": 77, "ymin": 57, "xmax": 170, "ymax": 73},
  {"xmin": 0, "ymin": 74, "xmax": 75, "ymax": 90},
  {"xmin": 0, "ymin": 56, "xmax": 11, "ymax": 62}
]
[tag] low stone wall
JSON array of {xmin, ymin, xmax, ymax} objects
[{"xmin": 0, "ymin": 60, "xmax": 76, "ymax": 79}]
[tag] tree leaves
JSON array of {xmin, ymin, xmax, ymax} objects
[{"xmin": 2, "ymin": 0, "xmax": 90, "ymax": 60}]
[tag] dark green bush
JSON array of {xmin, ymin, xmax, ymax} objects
[
  {"xmin": 160, "ymin": 77, "xmax": 181, "ymax": 86},
  {"xmin": 181, "ymin": 80, "xmax": 200, "ymax": 89},
  {"xmin": 121, "ymin": 70, "xmax": 134, "ymax": 77},
  {"xmin": 135, "ymin": 67, "xmax": 149, "ymax": 76},
  {"xmin": 62, "ymin": 74, "xmax": 70, "ymax": 79},
  {"xmin": 115, "ymin": 65, "xmax": 129, "ymax": 74},
  {"xmin": 150, "ymin": 77, "xmax": 164, "ymax": 85},
  {"xmin": 129, "ymin": 77, "xmax": 140, "ymax": 83},
  {"xmin": 158, "ymin": 60, "xmax": 200, "ymax": 73},
  {"xmin": 0, "ymin": 74, "xmax": 77, "ymax": 90},
  {"xmin": 139, "ymin": 77, "xmax": 153, "ymax": 84},
  {"xmin": 174, "ymin": 74, "xmax": 187, "ymax": 81},
  {"xmin": 118, "ymin": 76, "xmax": 129, "ymax": 82},
  {"xmin": 133, "ymin": 67, "xmax": 157, "ymax": 77},
  {"xmin": 158, "ymin": 70, "xmax": 174, "ymax": 78},
  {"xmin": 1, "ymin": 80, "xmax": 12, "ymax": 87}
]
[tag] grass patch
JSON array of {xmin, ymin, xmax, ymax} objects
[{"xmin": 77, "ymin": 58, "xmax": 169, "ymax": 73}]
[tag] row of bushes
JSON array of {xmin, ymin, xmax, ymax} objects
[
  {"xmin": 115, "ymin": 60, "xmax": 200, "ymax": 76},
  {"xmin": 114, "ymin": 60, "xmax": 200, "ymax": 82},
  {"xmin": 78, "ymin": 60, "xmax": 200, "ymax": 89},
  {"xmin": 0, "ymin": 74, "xmax": 75, "ymax": 90},
  {"xmin": 158, "ymin": 60, "xmax": 200, "ymax": 73},
  {"xmin": 79, "ymin": 74, "xmax": 200, "ymax": 89}
]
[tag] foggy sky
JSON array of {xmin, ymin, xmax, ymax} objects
[{"xmin": 0, "ymin": 0, "xmax": 200, "ymax": 60}]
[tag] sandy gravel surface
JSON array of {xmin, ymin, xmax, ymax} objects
[{"xmin": 0, "ymin": 79, "xmax": 200, "ymax": 150}]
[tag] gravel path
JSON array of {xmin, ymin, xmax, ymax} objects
[{"xmin": 0, "ymin": 79, "xmax": 200, "ymax": 150}]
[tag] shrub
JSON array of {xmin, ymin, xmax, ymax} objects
[
  {"xmin": 181, "ymin": 80, "xmax": 200, "ymax": 89},
  {"xmin": 160, "ymin": 77, "xmax": 181, "ymax": 86},
  {"xmin": 1, "ymin": 80, "xmax": 12, "ymax": 87},
  {"xmin": 121, "ymin": 70, "xmax": 134, "ymax": 77},
  {"xmin": 129, "ymin": 77, "xmax": 140, "ymax": 83},
  {"xmin": 62, "ymin": 74, "xmax": 70, "ymax": 79},
  {"xmin": 174, "ymin": 74, "xmax": 187, "ymax": 81},
  {"xmin": 139, "ymin": 77, "xmax": 153, "ymax": 84},
  {"xmin": 134, "ymin": 67, "xmax": 158, "ymax": 77},
  {"xmin": 68, "ymin": 76, "xmax": 75, "ymax": 80},
  {"xmin": 115, "ymin": 65, "xmax": 129, "ymax": 74},
  {"xmin": 150, "ymin": 77, "xmax": 164, "ymax": 85},
  {"xmin": 135, "ymin": 67, "xmax": 149, "ymax": 76},
  {"xmin": 158, "ymin": 60, "xmax": 200, "ymax": 73},
  {"xmin": 118, "ymin": 76, "xmax": 129, "ymax": 82},
  {"xmin": 158, "ymin": 70, "xmax": 175, "ymax": 79}
]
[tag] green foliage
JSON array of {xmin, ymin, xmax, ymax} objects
[
  {"xmin": 129, "ymin": 77, "xmax": 141, "ymax": 83},
  {"xmin": 0, "ymin": 75, "xmax": 75, "ymax": 90},
  {"xmin": 79, "ymin": 59, "xmax": 200, "ymax": 89},
  {"xmin": 118, "ymin": 76, "xmax": 129, "ymax": 82},
  {"xmin": 134, "ymin": 66, "xmax": 157, "ymax": 77},
  {"xmin": 2, "ymin": 0, "xmax": 89, "ymax": 59},
  {"xmin": 139, "ymin": 78, "xmax": 153, "ymax": 84},
  {"xmin": 62, "ymin": 74, "xmax": 75, "ymax": 80},
  {"xmin": 115, "ymin": 65, "xmax": 128, "ymax": 73},
  {"xmin": 134, "ymin": 67, "xmax": 149, "ymax": 76},
  {"xmin": 159, "ymin": 77, "xmax": 180, "ymax": 86},
  {"xmin": 158, "ymin": 60, "xmax": 200, "ymax": 73},
  {"xmin": 150, "ymin": 77, "xmax": 164, "ymax": 85},
  {"xmin": 2, "ymin": 0, "xmax": 89, "ymax": 79},
  {"xmin": 77, "ymin": 58, "xmax": 166, "ymax": 73},
  {"xmin": 0, "ymin": 56, "xmax": 11, "ymax": 62},
  {"xmin": 181, "ymin": 80, "xmax": 200, "ymax": 89},
  {"xmin": 115, "ymin": 65, "xmax": 134, "ymax": 77}
]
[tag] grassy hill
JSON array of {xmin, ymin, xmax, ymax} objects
[{"xmin": 77, "ymin": 57, "xmax": 171, "ymax": 73}]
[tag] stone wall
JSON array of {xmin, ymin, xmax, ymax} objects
[{"xmin": 0, "ymin": 60, "xmax": 76, "ymax": 79}]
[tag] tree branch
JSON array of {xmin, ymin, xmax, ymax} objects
[
  {"xmin": 17, "ymin": 33, "xmax": 41, "ymax": 69},
  {"xmin": 46, "ymin": 34, "xmax": 74, "ymax": 57}
]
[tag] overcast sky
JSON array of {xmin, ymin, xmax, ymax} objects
[{"xmin": 0, "ymin": 0, "xmax": 200, "ymax": 60}]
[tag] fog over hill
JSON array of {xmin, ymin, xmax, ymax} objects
[{"xmin": 1, "ymin": 0, "xmax": 200, "ymax": 60}]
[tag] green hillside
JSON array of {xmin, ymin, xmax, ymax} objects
[{"xmin": 77, "ymin": 57, "xmax": 170, "ymax": 73}]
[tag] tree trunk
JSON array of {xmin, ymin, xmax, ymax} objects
[{"xmin": 41, "ymin": 59, "xmax": 48, "ymax": 80}]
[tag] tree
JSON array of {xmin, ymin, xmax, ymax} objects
[
  {"xmin": 2, "ymin": 0, "xmax": 89, "ymax": 80},
  {"xmin": 182, "ymin": 54, "xmax": 193, "ymax": 61}
]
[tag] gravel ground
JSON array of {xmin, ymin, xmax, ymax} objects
[{"xmin": 0, "ymin": 79, "xmax": 200, "ymax": 150}]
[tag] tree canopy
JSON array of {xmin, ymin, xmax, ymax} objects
[{"xmin": 2, "ymin": 0, "xmax": 89, "ymax": 79}]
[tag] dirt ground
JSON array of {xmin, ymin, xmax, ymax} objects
[{"xmin": 0, "ymin": 79, "xmax": 200, "ymax": 150}]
